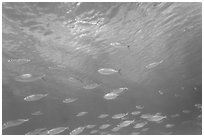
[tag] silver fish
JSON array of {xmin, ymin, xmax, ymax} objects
[
  {"xmin": 25, "ymin": 128, "xmax": 47, "ymax": 135},
  {"xmin": 112, "ymin": 113, "xmax": 128, "ymax": 119},
  {"xmin": 131, "ymin": 111, "xmax": 141, "ymax": 116},
  {"xmin": 165, "ymin": 124, "xmax": 175, "ymax": 128},
  {"xmin": 76, "ymin": 112, "xmax": 88, "ymax": 117},
  {"xmin": 99, "ymin": 124, "xmax": 111, "ymax": 129},
  {"xmin": 145, "ymin": 60, "xmax": 163, "ymax": 69},
  {"xmin": 15, "ymin": 74, "xmax": 45, "ymax": 82},
  {"xmin": 133, "ymin": 121, "xmax": 148, "ymax": 128},
  {"xmin": 31, "ymin": 111, "xmax": 43, "ymax": 116},
  {"xmin": 90, "ymin": 129, "xmax": 99, "ymax": 134},
  {"xmin": 97, "ymin": 68, "xmax": 121, "ymax": 75},
  {"xmin": 111, "ymin": 126, "xmax": 122, "ymax": 132},
  {"xmin": 112, "ymin": 87, "xmax": 128, "ymax": 94},
  {"xmin": 70, "ymin": 126, "xmax": 85, "ymax": 135},
  {"xmin": 83, "ymin": 83, "xmax": 99, "ymax": 90},
  {"xmin": 62, "ymin": 98, "xmax": 77, "ymax": 103},
  {"xmin": 85, "ymin": 125, "xmax": 96, "ymax": 129},
  {"xmin": 47, "ymin": 127, "xmax": 68, "ymax": 135},
  {"xmin": 182, "ymin": 110, "xmax": 191, "ymax": 114},
  {"xmin": 117, "ymin": 119, "xmax": 135, "ymax": 128},
  {"xmin": 3, "ymin": 119, "xmax": 29, "ymax": 130},
  {"xmin": 97, "ymin": 114, "xmax": 109, "ymax": 119},
  {"xmin": 104, "ymin": 92, "xmax": 119, "ymax": 100},
  {"xmin": 24, "ymin": 94, "xmax": 48, "ymax": 102},
  {"xmin": 136, "ymin": 105, "xmax": 144, "ymax": 109},
  {"xmin": 7, "ymin": 58, "xmax": 31, "ymax": 65}
]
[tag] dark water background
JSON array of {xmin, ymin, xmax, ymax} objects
[{"xmin": 2, "ymin": 2, "xmax": 202, "ymax": 135}]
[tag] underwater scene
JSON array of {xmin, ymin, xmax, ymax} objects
[{"xmin": 2, "ymin": 2, "xmax": 202, "ymax": 135}]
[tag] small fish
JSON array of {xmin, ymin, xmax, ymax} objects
[
  {"xmin": 158, "ymin": 90, "xmax": 164, "ymax": 95},
  {"xmin": 141, "ymin": 127, "xmax": 149, "ymax": 132},
  {"xmin": 68, "ymin": 77, "xmax": 82, "ymax": 83},
  {"xmin": 24, "ymin": 94, "xmax": 48, "ymax": 102},
  {"xmin": 182, "ymin": 110, "xmax": 191, "ymax": 114},
  {"xmin": 146, "ymin": 114, "xmax": 167, "ymax": 122},
  {"xmin": 31, "ymin": 111, "xmax": 43, "ymax": 116},
  {"xmin": 165, "ymin": 124, "xmax": 175, "ymax": 128},
  {"xmin": 170, "ymin": 113, "xmax": 180, "ymax": 118},
  {"xmin": 111, "ymin": 126, "xmax": 122, "ymax": 132},
  {"xmin": 112, "ymin": 113, "xmax": 128, "ymax": 119},
  {"xmin": 25, "ymin": 128, "xmax": 47, "ymax": 135},
  {"xmin": 90, "ymin": 129, "xmax": 99, "ymax": 134},
  {"xmin": 7, "ymin": 58, "xmax": 31, "ymax": 65},
  {"xmin": 97, "ymin": 114, "xmax": 109, "ymax": 119},
  {"xmin": 104, "ymin": 92, "xmax": 119, "ymax": 100},
  {"xmin": 136, "ymin": 105, "xmax": 144, "ymax": 109},
  {"xmin": 117, "ymin": 119, "xmax": 135, "ymax": 127},
  {"xmin": 85, "ymin": 125, "xmax": 96, "ymax": 129},
  {"xmin": 15, "ymin": 74, "xmax": 45, "ymax": 82},
  {"xmin": 47, "ymin": 127, "xmax": 68, "ymax": 135},
  {"xmin": 70, "ymin": 126, "xmax": 85, "ymax": 135},
  {"xmin": 3, "ymin": 119, "xmax": 29, "ymax": 130},
  {"xmin": 133, "ymin": 121, "xmax": 148, "ymax": 128},
  {"xmin": 97, "ymin": 68, "xmax": 121, "ymax": 75},
  {"xmin": 76, "ymin": 112, "xmax": 88, "ymax": 117},
  {"xmin": 112, "ymin": 87, "xmax": 128, "ymax": 94},
  {"xmin": 131, "ymin": 111, "xmax": 141, "ymax": 116},
  {"xmin": 62, "ymin": 98, "xmax": 77, "ymax": 103},
  {"xmin": 145, "ymin": 60, "xmax": 163, "ymax": 69},
  {"xmin": 99, "ymin": 124, "xmax": 111, "ymax": 129},
  {"xmin": 83, "ymin": 83, "xmax": 99, "ymax": 90},
  {"xmin": 194, "ymin": 104, "xmax": 202, "ymax": 109}
]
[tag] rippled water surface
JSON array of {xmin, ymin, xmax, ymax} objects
[{"xmin": 2, "ymin": 2, "xmax": 202, "ymax": 135}]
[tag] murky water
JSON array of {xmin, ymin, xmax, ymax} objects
[{"xmin": 2, "ymin": 2, "xmax": 202, "ymax": 135}]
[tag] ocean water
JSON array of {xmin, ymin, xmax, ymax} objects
[{"xmin": 2, "ymin": 2, "xmax": 202, "ymax": 135}]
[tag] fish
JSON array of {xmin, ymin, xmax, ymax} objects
[
  {"xmin": 97, "ymin": 68, "xmax": 121, "ymax": 75},
  {"xmin": 131, "ymin": 111, "xmax": 141, "ymax": 116},
  {"xmin": 136, "ymin": 105, "xmax": 144, "ymax": 109},
  {"xmin": 83, "ymin": 83, "xmax": 100, "ymax": 90},
  {"xmin": 76, "ymin": 112, "xmax": 88, "ymax": 117},
  {"xmin": 112, "ymin": 113, "xmax": 128, "ymax": 119},
  {"xmin": 133, "ymin": 121, "xmax": 148, "ymax": 128},
  {"xmin": 158, "ymin": 90, "xmax": 164, "ymax": 95},
  {"xmin": 112, "ymin": 87, "xmax": 128, "ymax": 94},
  {"xmin": 194, "ymin": 104, "xmax": 202, "ymax": 109},
  {"xmin": 90, "ymin": 129, "xmax": 99, "ymax": 134},
  {"xmin": 182, "ymin": 110, "xmax": 191, "ymax": 114},
  {"xmin": 3, "ymin": 119, "xmax": 29, "ymax": 130},
  {"xmin": 104, "ymin": 92, "xmax": 119, "ymax": 100},
  {"xmin": 145, "ymin": 114, "xmax": 167, "ymax": 123},
  {"xmin": 141, "ymin": 127, "xmax": 149, "ymax": 132},
  {"xmin": 25, "ymin": 128, "xmax": 47, "ymax": 135},
  {"xmin": 145, "ymin": 60, "xmax": 163, "ymax": 69},
  {"xmin": 165, "ymin": 124, "xmax": 175, "ymax": 128},
  {"xmin": 47, "ymin": 127, "xmax": 68, "ymax": 135},
  {"xmin": 24, "ymin": 94, "xmax": 48, "ymax": 102},
  {"xmin": 31, "ymin": 111, "xmax": 43, "ymax": 116},
  {"xmin": 170, "ymin": 113, "xmax": 180, "ymax": 118},
  {"xmin": 70, "ymin": 126, "xmax": 85, "ymax": 135},
  {"xmin": 7, "ymin": 58, "xmax": 31, "ymax": 65},
  {"xmin": 117, "ymin": 119, "xmax": 135, "ymax": 128},
  {"xmin": 68, "ymin": 77, "xmax": 82, "ymax": 83},
  {"xmin": 97, "ymin": 114, "xmax": 109, "ymax": 119},
  {"xmin": 15, "ymin": 74, "xmax": 45, "ymax": 82},
  {"xmin": 99, "ymin": 124, "xmax": 111, "ymax": 129},
  {"xmin": 85, "ymin": 125, "xmax": 96, "ymax": 129},
  {"xmin": 111, "ymin": 126, "xmax": 122, "ymax": 132},
  {"xmin": 62, "ymin": 98, "xmax": 77, "ymax": 103}
]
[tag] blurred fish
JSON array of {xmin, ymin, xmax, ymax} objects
[
  {"xmin": 70, "ymin": 126, "xmax": 85, "ymax": 135},
  {"xmin": 112, "ymin": 113, "xmax": 128, "ymax": 119},
  {"xmin": 131, "ymin": 111, "xmax": 141, "ymax": 116},
  {"xmin": 47, "ymin": 127, "xmax": 68, "ymax": 135},
  {"xmin": 182, "ymin": 110, "xmax": 191, "ymax": 114},
  {"xmin": 24, "ymin": 94, "xmax": 48, "ymax": 102},
  {"xmin": 111, "ymin": 126, "xmax": 122, "ymax": 132},
  {"xmin": 15, "ymin": 74, "xmax": 45, "ymax": 82},
  {"xmin": 170, "ymin": 113, "xmax": 180, "ymax": 118},
  {"xmin": 97, "ymin": 68, "xmax": 121, "ymax": 75},
  {"xmin": 194, "ymin": 104, "xmax": 202, "ymax": 110},
  {"xmin": 76, "ymin": 112, "xmax": 88, "ymax": 117},
  {"xmin": 145, "ymin": 60, "xmax": 163, "ymax": 69},
  {"xmin": 90, "ymin": 129, "xmax": 99, "ymax": 134},
  {"xmin": 62, "ymin": 98, "xmax": 77, "ymax": 103},
  {"xmin": 112, "ymin": 87, "xmax": 128, "ymax": 94},
  {"xmin": 133, "ymin": 121, "xmax": 148, "ymax": 128},
  {"xmin": 165, "ymin": 124, "xmax": 175, "ymax": 128},
  {"xmin": 142, "ymin": 113, "xmax": 167, "ymax": 123},
  {"xmin": 136, "ymin": 105, "xmax": 144, "ymax": 109},
  {"xmin": 25, "ymin": 128, "xmax": 47, "ymax": 135},
  {"xmin": 31, "ymin": 111, "xmax": 43, "ymax": 116},
  {"xmin": 3, "ymin": 119, "xmax": 29, "ymax": 130},
  {"xmin": 97, "ymin": 114, "xmax": 109, "ymax": 119},
  {"xmin": 117, "ymin": 119, "xmax": 135, "ymax": 128},
  {"xmin": 85, "ymin": 125, "xmax": 96, "ymax": 129},
  {"xmin": 7, "ymin": 58, "xmax": 31, "ymax": 65},
  {"xmin": 158, "ymin": 90, "xmax": 164, "ymax": 95},
  {"xmin": 104, "ymin": 92, "xmax": 119, "ymax": 100},
  {"xmin": 141, "ymin": 127, "xmax": 149, "ymax": 132},
  {"xmin": 83, "ymin": 83, "xmax": 100, "ymax": 89},
  {"xmin": 99, "ymin": 124, "xmax": 111, "ymax": 129}
]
